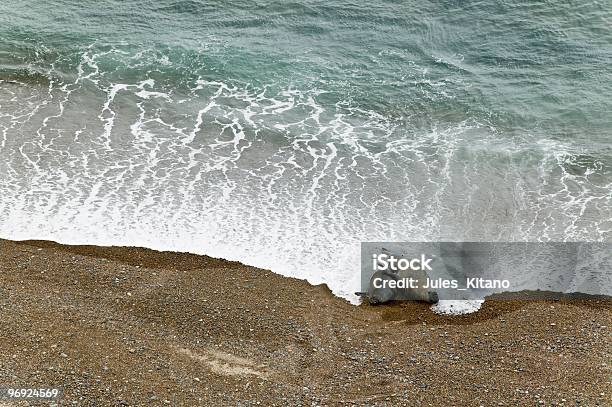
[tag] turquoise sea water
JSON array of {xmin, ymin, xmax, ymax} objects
[{"xmin": 1, "ymin": 1, "xmax": 611, "ymax": 300}]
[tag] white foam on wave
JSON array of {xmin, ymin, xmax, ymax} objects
[
  {"xmin": 1, "ymin": 47, "xmax": 611, "ymax": 311},
  {"xmin": 431, "ymin": 300, "xmax": 485, "ymax": 315}
]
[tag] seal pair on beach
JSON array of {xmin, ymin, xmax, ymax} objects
[
  {"xmin": 358, "ymin": 247, "xmax": 439, "ymax": 305},
  {"xmin": 362, "ymin": 268, "xmax": 439, "ymax": 305}
]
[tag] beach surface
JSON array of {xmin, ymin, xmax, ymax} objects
[{"xmin": 0, "ymin": 239, "xmax": 609, "ymax": 406}]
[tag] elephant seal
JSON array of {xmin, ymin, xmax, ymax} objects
[{"xmin": 361, "ymin": 267, "xmax": 439, "ymax": 305}]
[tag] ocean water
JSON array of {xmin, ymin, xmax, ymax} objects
[{"xmin": 1, "ymin": 1, "xmax": 611, "ymax": 304}]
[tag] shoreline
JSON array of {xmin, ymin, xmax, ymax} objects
[{"xmin": 0, "ymin": 238, "xmax": 610, "ymax": 405}]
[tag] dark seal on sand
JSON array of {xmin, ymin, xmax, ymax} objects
[{"xmin": 359, "ymin": 268, "xmax": 439, "ymax": 305}]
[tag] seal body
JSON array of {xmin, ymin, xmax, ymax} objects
[{"xmin": 366, "ymin": 268, "xmax": 438, "ymax": 305}]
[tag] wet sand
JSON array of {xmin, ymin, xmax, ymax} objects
[{"xmin": 0, "ymin": 239, "xmax": 610, "ymax": 406}]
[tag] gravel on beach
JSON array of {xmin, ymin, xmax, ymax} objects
[{"xmin": 0, "ymin": 239, "xmax": 610, "ymax": 406}]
